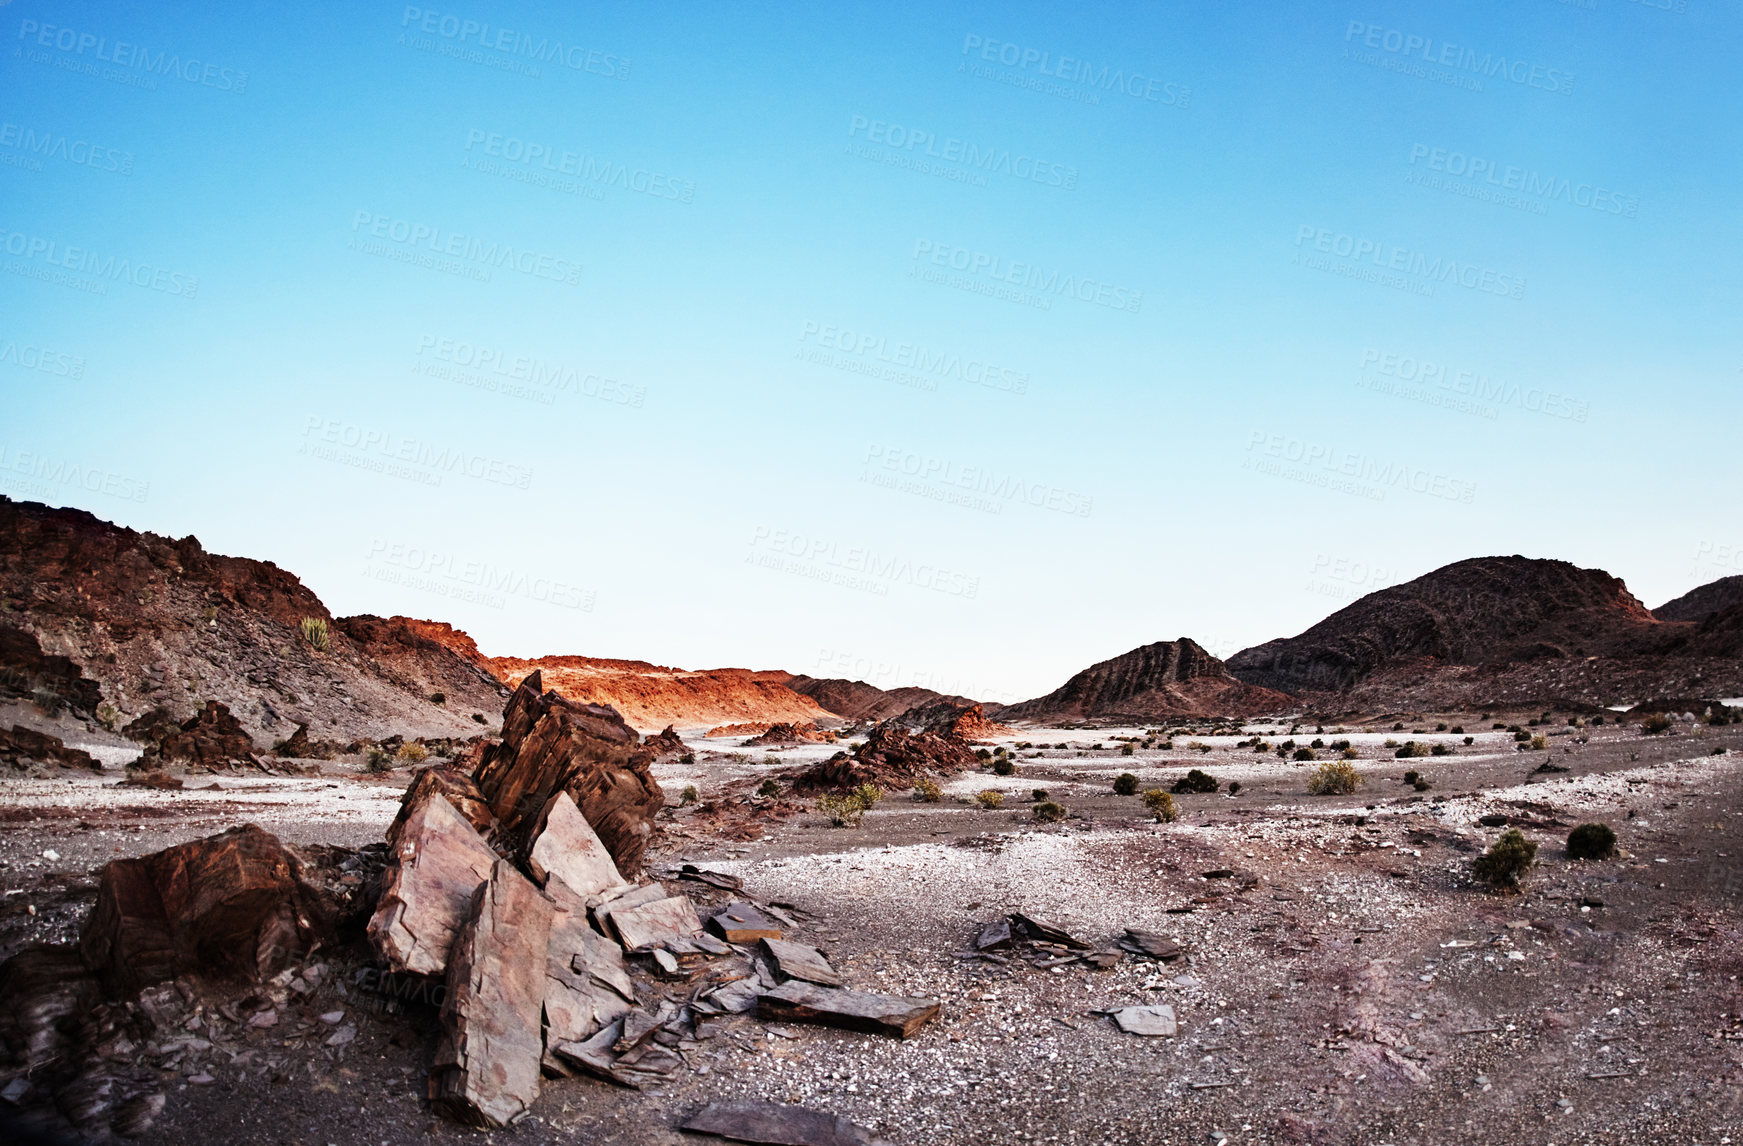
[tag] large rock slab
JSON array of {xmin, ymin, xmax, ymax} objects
[
  {"xmin": 759, "ymin": 938, "xmax": 842, "ymax": 987},
  {"xmin": 386, "ymin": 766, "xmax": 494, "ymax": 844},
  {"xmin": 541, "ymin": 880, "xmax": 634, "ymax": 1076},
  {"xmin": 527, "ymin": 790, "xmax": 624, "ymax": 897},
  {"xmin": 473, "ymin": 672, "xmax": 664, "ymax": 876},
  {"xmin": 368, "ymin": 788, "xmax": 499, "ymax": 976},
  {"xmin": 430, "ymin": 860, "xmax": 553, "ymax": 1128},
  {"xmin": 681, "ymin": 1100, "xmax": 882, "ymax": 1145},
  {"xmin": 79, "ymin": 824, "xmax": 337, "ymax": 992},
  {"xmin": 756, "ymin": 981, "xmax": 939, "ymax": 1039},
  {"xmin": 0, "ymin": 724, "xmax": 100, "ymax": 771},
  {"xmin": 609, "ymin": 895, "xmax": 702, "ymax": 951}
]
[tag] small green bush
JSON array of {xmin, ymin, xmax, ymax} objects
[
  {"xmin": 364, "ymin": 747, "xmax": 392, "ymax": 774},
  {"xmin": 1307, "ymin": 760, "xmax": 1361, "ymax": 795},
  {"xmin": 1120, "ymin": 744, "xmax": 1134, "ymax": 756},
  {"xmin": 1032, "ymin": 800, "xmax": 1068, "ymax": 824},
  {"xmin": 1435, "ymin": 722, "xmax": 1448, "ymax": 732},
  {"xmin": 1472, "ymin": 828, "xmax": 1537, "ymax": 886},
  {"xmin": 1402, "ymin": 770, "xmax": 1421, "ymax": 785},
  {"xmin": 757, "ymin": 778, "xmax": 783, "ymax": 799},
  {"xmin": 1566, "ymin": 822, "xmax": 1617, "ymax": 861},
  {"xmin": 396, "ymin": 742, "xmax": 428, "ymax": 764},
  {"xmin": 1529, "ymin": 735, "xmax": 1549, "ymax": 751},
  {"xmin": 1113, "ymin": 772, "xmax": 1139, "ymax": 796},
  {"xmin": 1462, "ymin": 736, "xmax": 1474, "ymax": 746},
  {"xmin": 1171, "ymin": 768, "xmax": 1219, "ymax": 794},
  {"xmin": 1430, "ymin": 744, "xmax": 1451, "ymax": 757},
  {"xmin": 1293, "ymin": 747, "xmax": 1316, "ymax": 761},
  {"xmin": 429, "ymin": 692, "xmax": 446, "ymax": 705},
  {"xmin": 1341, "ymin": 746, "xmax": 1359, "ymax": 760},
  {"xmin": 471, "ymin": 713, "xmax": 486, "ymax": 724},
  {"xmin": 913, "ymin": 776, "xmax": 942, "ymax": 802},
  {"xmin": 991, "ymin": 757, "xmax": 1015, "ymax": 777},
  {"xmin": 1640, "ymin": 714, "xmax": 1672, "ymax": 735},
  {"xmin": 95, "ymin": 702, "xmax": 120, "ymax": 732},
  {"xmin": 680, "ymin": 784, "xmax": 700, "ymax": 805},
  {"xmin": 1395, "ymin": 741, "xmax": 1431, "ymax": 759},
  {"xmin": 1032, "ymin": 788, "xmax": 1049, "ymax": 802},
  {"xmin": 852, "ymin": 783, "xmax": 883, "ymax": 807},
  {"xmin": 679, "ymin": 752, "xmax": 695, "ymax": 765},
  {"xmin": 1227, "ymin": 781, "xmax": 1242, "ymax": 796},
  {"xmin": 298, "ymin": 616, "xmax": 330, "ymax": 653},
  {"xmin": 818, "ymin": 792, "xmax": 865, "ymax": 826},
  {"xmin": 974, "ymin": 789, "xmax": 1004, "ymax": 810},
  {"xmin": 1143, "ymin": 789, "xmax": 1178, "ymax": 822},
  {"xmin": 1449, "ymin": 725, "xmax": 1465, "ymax": 734}
]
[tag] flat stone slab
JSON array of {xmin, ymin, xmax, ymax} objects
[
  {"xmin": 541, "ymin": 881, "xmax": 634, "ymax": 1075},
  {"xmin": 368, "ymin": 792, "xmax": 499, "ymax": 977},
  {"xmin": 529, "ymin": 791, "xmax": 624, "ymax": 898},
  {"xmin": 756, "ymin": 981, "xmax": 939, "ymax": 1039},
  {"xmin": 709, "ymin": 902, "xmax": 782, "ymax": 944},
  {"xmin": 1110, "ymin": 1004, "xmax": 1177, "ymax": 1037},
  {"xmin": 611, "ymin": 895, "xmax": 703, "ymax": 951},
  {"xmin": 1118, "ymin": 928, "xmax": 1184, "ymax": 961},
  {"xmin": 759, "ymin": 938, "xmax": 842, "ymax": 988},
  {"xmin": 681, "ymin": 1099, "xmax": 882, "ymax": 1145},
  {"xmin": 1009, "ymin": 912, "xmax": 1090, "ymax": 950}
]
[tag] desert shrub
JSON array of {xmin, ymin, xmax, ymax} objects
[
  {"xmin": 975, "ymin": 748, "xmax": 993, "ymax": 762},
  {"xmin": 1450, "ymin": 725, "xmax": 1465, "ymax": 734},
  {"xmin": 818, "ymin": 792, "xmax": 865, "ymax": 826},
  {"xmin": 1472, "ymin": 829, "xmax": 1537, "ymax": 886},
  {"xmin": 1143, "ymin": 789, "xmax": 1178, "ymax": 822},
  {"xmin": 95, "ymin": 702, "xmax": 120, "ymax": 732},
  {"xmin": 471, "ymin": 713, "xmax": 486, "ymax": 724},
  {"xmin": 1113, "ymin": 772, "xmax": 1140, "ymax": 796},
  {"xmin": 757, "ymin": 778, "xmax": 783, "ymax": 799},
  {"xmin": 1032, "ymin": 788, "xmax": 1049, "ymax": 801},
  {"xmin": 1714, "ymin": 746, "xmax": 1729, "ymax": 756},
  {"xmin": 1293, "ymin": 747, "xmax": 1316, "ymax": 761},
  {"xmin": 1513, "ymin": 730, "xmax": 1532, "ymax": 743},
  {"xmin": 1640, "ymin": 714, "xmax": 1672, "ymax": 735},
  {"xmin": 1394, "ymin": 741, "xmax": 1430, "ymax": 759},
  {"xmin": 1463, "ymin": 736, "xmax": 1474, "ymax": 746},
  {"xmin": 1307, "ymin": 760, "xmax": 1361, "ymax": 795},
  {"xmin": 1566, "ymin": 822, "xmax": 1617, "ymax": 860},
  {"xmin": 1341, "ymin": 746, "xmax": 1359, "ymax": 760},
  {"xmin": 1529, "ymin": 735, "xmax": 1548, "ymax": 751},
  {"xmin": 1187, "ymin": 739, "xmax": 1207, "ymax": 752},
  {"xmin": 1278, "ymin": 739, "xmax": 1296, "ymax": 753},
  {"xmin": 680, "ymin": 784, "xmax": 699, "ymax": 805},
  {"xmin": 1402, "ymin": 770, "xmax": 1421, "ymax": 785},
  {"xmin": 396, "ymin": 742, "xmax": 429, "ymax": 764},
  {"xmin": 1591, "ymin": 715, "xmax": 1604, "ymax": 725},
  {"xmin": 1227, "ymin": 781, "xmax": 1242, "ymax": 796},
  {"xmin": 913, "ymin": 777, "xmax": 942, "ymax": 802},
  {"xmin": 1251, "ymin": 740, "xmax": 1270, "ymax": 753},
  {"xmin": 1430, "ymin": 744, "xmax": 1451, "ymax": 757},
  {"xmin": 1435, "ymin": 722, "xmax": 1448, "ymax": 732},
  {"xmin": 364, "ymin": 747, "xmax": 392, "ymax": 774},
  {"xmin": 428, "ymin": 692, "xmax": 446, "ymax": 705},
  {"xmin": 1413, "ymin": 778, "xmax": 1432, "ymax": 792},
  {"xmin": 1032, "ymin": 800, "xmax": 1068, "ymax": 824},
  {"xmin": 852, "ymin": 783, "xmax": 883, "ymax": 807},
  {"xmin": 298, "ymin": 616, "xmax": 330, "ymax": 653},
  {"xmin": 1120, "ymin": 744, "xmax": 1134, "ymax": 756},
  {"xmin": 1171, "ymin": 769, "xmax": 1219, "ymax": 794},
  {"xmin": 1392, "ymin": 722, "xmax": 1405, "ymax": 731},
  {"xmin": 1383, "ymin": 738, "xmax": 1400, "ymax": 749},
  {"xmin": 1309, "ymin": 738, "xmax": 1325, "ymax": 749},
  {"xmin": 974, "ymin": 790, "xmax": 1004, "ymax": 810},
  {"xmin": 992, "ymin": 757, "xmax": 1015, "ymax": 777},
  {"xmin": 679, "ymin": 752, "xmax": 696, "ymax": 765}
]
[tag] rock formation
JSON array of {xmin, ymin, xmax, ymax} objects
[
  {"xmin": 794, "ymin": 722, "xmax": 977, "ymax": 792},
  {"xmin": 1655, "ymin": 575, "xmax": 1743, "ymax": 623},
  {"xmin": 784, "ymin": 675, "xmax": 976, "ymax": 723},
  {"xmin": 486, "ymin": 655, "xmax": 830, "ymax": 732},
  {"xmin": 999, "ymin": 639, "xmax": 1291, "ymax": 723}
]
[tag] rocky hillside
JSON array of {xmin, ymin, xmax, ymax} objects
[
  {"xmin": 784, "ymin": 675, "xmax": 974, "ymax": 723},
  {"xmin": 486, "ymin": 655, "xmax": 830, "ymax": 733},
  {"xmin": 1227, "ymin": 556, "xmax": 1743, "ymax": 711},
  {"xmin": 1655, "ymin": 576, "xmax": 1743, "ymax": 623},
  {"xmin": 0, "ymin": 497, "xmax": 507, "ymax": 744},
  {"xmin": 997, "ymin": 639, "xmax": 1294, "ymax": 723}
]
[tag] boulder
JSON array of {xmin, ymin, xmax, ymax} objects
[
  {"xmin": 744, "ymin": 722, "xmax": 829, "ymax": 746},
  {"xmin": 137, "ymin": 701, "xmax": 259, "ymax": 769},
  {"xmin": 527, "ymin": 791, "xmax": 624, "ymax": 898},
  {"xmin": 0, "ymin": 625, "xmax": 103, "ymax": 715},
  {"xmin": 368, "ymin": 787, "xmax": 500, "ymax": 977},
  {"xmin": 0, "ymin": 724, "xmax": 100, "ymax": 771},
  {"xmin": 472, "ymin": 672, "xmax": 664, "ymax": 876},
  {"xmin": 79, "ymin": 824, "xmax": 338, "ymax": 992},
  {"xmin": 641, "ymin": 724, "xmax": 688, "ymax": 757},
  {"xmin": 385, "ymin": 766, "xmax": 495, "ymax": 844},
  {"xmin": 430, "ymin": 860, "xmax": 553, "ymax": 1128},
  {"xmin": 756, "ymin": 981, "xmax": 939, "ymax": 1038},
  {"xmin": 792, "ymin": 722, "xmax": 976, "ymax": 793}
]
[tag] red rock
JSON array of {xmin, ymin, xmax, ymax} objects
[
  {"xmin": 136, "ymin": 700, "xmax": 259, "ymax": 769},
  {"xmin": 744, "ymin": 722, "xmax": 830, "ymax": 746},
  {"xmin": 0, "ymin": 724, "xmax": 100, "ymax": 771},
  {"xmin": 473, "ymin": 672, "xmax": 663, "ymax": 876},
  {"xmin": 369, "ymin": 787, "xmax": 500, "ymax": 976},
  {"xmin": 79, "ymin": 824, "xmax": 338, "ymax": 992},
  {"xmin": 793, "ymin": 722, "xmax": 976, "ymax": 793},
  {"xmin": 385, "ymin": 765, "xmax": 495, "ymax": 844},
  {"xmin": 430, "ymin": 860, "xmax": 552, "ymax": 1128},
  {"xmin": 641, "ymin": 724, "xmax": 688, "ymax": 756},
  {"xmin": 0, "ymin": 624, "xmax": 103, "ymax": 715}
]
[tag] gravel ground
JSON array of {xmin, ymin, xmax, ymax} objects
[{"xmin": 3, "ymin": 715, "xmax": 1740, "ymax": 1144}]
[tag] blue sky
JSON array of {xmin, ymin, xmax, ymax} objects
[{"xmin": 3, "ymin": 0, "xmax": 1738, "ymax": 702}]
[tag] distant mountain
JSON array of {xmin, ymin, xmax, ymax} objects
[
  {"xmin": 997, "ymin": 639, "xmax": 1293, "ymax": 723},
  {"xmin": 1655, "ymin": 576, "xmax": 1743, "ymax": 623},
  {"xmin": 0, "ymin": 497, "xmax": 507, "ymax": 743},
  {"xmin": 486, "ymin": 655, "xmax": 831, "ymax": 733},
  {"xmin": 1227, "ymin": 556, "xmax": 1743, "ymax": 710},
  {"xmin": 783, "ymin": 675, "xmax": 974, "ymax": 723}
]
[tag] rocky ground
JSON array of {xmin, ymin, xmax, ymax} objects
[{"xmin": 2, "ymin": 713, "xmax": 1740, "ymax": 1145}]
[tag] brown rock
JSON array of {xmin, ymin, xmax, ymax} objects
[
  {"xmin": 430, "ymin": 860, "xmax": 553, "ymax": 1128},
  {"xmin": 792, "ymin": 722, "xmax": 976, "ymax": 794},
  {"xmin": 368, "ymin": 789, "xmax": 500, "ymax": 976},
  {"xmin": 473, "ymin": 672, "xmax": 664, "ymax": 876},
  {"xmin": 681, "ymin": 1100, "xmax": 882, "ymax": 1146},
  {"xmin": 759, "ymin": 938, "xmax": 841, "ymax": 987},
  {"xmin": 270, "ymin": 721, "xmax": 348, "ymax": 760},
  {"xmin": 0, "ymin": 724, "xmax": 100, "ymax": 771},
  {"xmin": 385, "ymin": 765, "xmax": 495, "ymax": 845},
  {"xmin": 540, "ymin": 879, "xmax": 634, "ymax": 1076},
  {"xmin": 0, "ymin": 625, "xmax": 103, "ymax": 715},
  {"xmin": 79, "ymin": 824, "xmax": 337, "ymax": 992},
  {"xmin": 896, "ymin": 699, "xmax": 1009, "ymax": 741},
  {"xmin": 527, "ymin": 791, "xmax": 624, "ymax": 898},
  {"xmin": 139, "ymin": 700, "xmax": 259, "ymax": 769},
  {"xmin": 609, "ymin": 895, "xmax": 702, "ymax": 950},
  {"xmin": 1009, "ymin": 913, "xmax": 1091, "ymax": 950},
  {"xmin": 642, "ymin": 724, "xmax": 688, "ymax": 756},
  {"xmin": 707, "ymin": 901, "xmax": 781, "ymax": 944},
  {"xmin": 756, "ymin": 981, "xmax": 939, "ymax": 1039},
  {"xmin": 744, "ymin": 722, "xmax": 829, "ymax": 746}
]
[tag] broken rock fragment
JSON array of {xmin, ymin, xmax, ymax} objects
[
  {"xmin": 1110, "ymin": 1004, "xmax": 1177, "ymax": 1037},
  {"xmin": 368, "ymin": 790, "xmax": 499, "ymax": 977},
  {"xmin": 528, "ymin": 790, "xmax": 625, "ymax": 897},
  {"xmin": 1118, "ymin": 928, "xmax": 1184, "ymax": 961},
  {"xmin": 386, "ymin": 766, "xmax": 494, "ymax": 844},
  {"xmin": 1008, "ymin": 912, "xmax": 1091, "ymax": 950},
  {"xmin": 681, "ymin": 1099, "xmax": 883, "ymax": 1146},
  {"xmin": 430, "ymin": 860, "xmax": 553, "ymax": 1128},
  {"xmin": 757, "ymin": 981, "xmax": 939, "ymax": 1038},
  {"xmin": 541, "ymin": 880, "xmax": 634, "ymax": 1076},
  {"xmin": 708, "ymin": 901, "xmax": 782, "ymax": 944},
  {"xmin": 759, "ymin": 938, "xmax": 842, "ymax": 988},
  {"xmin": 611, "ymin": 895, "xmax": 703, "ymax": 951}
]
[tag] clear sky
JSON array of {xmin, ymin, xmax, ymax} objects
[{"xmin": 3, "ymin": 0, "xmax": 1738, "ymax": 703}]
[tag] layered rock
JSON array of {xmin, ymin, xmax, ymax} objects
[
  {"xmin": 487, "ymin": 655, "xmax": 829, "ymax": 733},
  {"xmin": 895, "ymin": 699, "xmax": 1009, "ymax": 741},
  {"xmin": 0, "ymin": 724, "xmax": 100, "ymax": 770},
  {"xmin": 744, "ymin": 722, "xmax": 829, "ymax": 746},
  {"xmin": 1000, "ymin": 639, "xmax": 1291, "ymax": 723},
  {"xmin": 369, "ymin": 787, "xmax": 500, "ymax": 977},
  {"xmin": 784, "ymin": 675, "xmax": 974, "ymax": 723},
  {"xmin": 0, "ymin": 624, "xmax": 103, "ymax": 715},
  {"xmin": 472, "ymin": 672, "xmax": 664, "ymax": 876},
  {"xmin": 794, "ymin": 722, "xmax": 977, "ymax": 792},
  {"xmin": 133, "ymin": 700, "xmax": 259, "ymax": 769}
]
